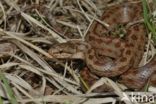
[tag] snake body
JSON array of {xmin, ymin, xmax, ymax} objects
[
  {"xmin": 85, "ymin": 1, "xmax": 146, "ymax": 77},
  {"xmin": 49, "ymin": 1, "xmax": 156, "ymax": 89}
]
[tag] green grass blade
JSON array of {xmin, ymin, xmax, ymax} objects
[
  {"xmin": 142, "ymin": 0, "xmax": 156, "ymax": 42},
  {"xmin": 0, "ymin": 96, "xmax": 3, "ymax": 104},
  {"xmin": 0, "ymin": 73, "xmax": 18, "ymax": 104}
]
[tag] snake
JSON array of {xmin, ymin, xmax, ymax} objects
[{"xmin": 48, "ymin": 1, "xmax": 156, "ymax": 89}]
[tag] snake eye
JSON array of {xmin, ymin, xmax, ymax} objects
[{"xmin": 59, "ymin": 50, "xmax": 63, "ymax": 53}]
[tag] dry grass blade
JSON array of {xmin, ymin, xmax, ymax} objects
[
  {"xmin": 0, "ymin": 62, "xmax": 19, "ymax": 70},
  {"xmin": 18, "ymin": 95, "xmax": 83, "ymax": 103},
  {"xmin": 0, "ymin": 2, "xmax": 6, "ymax": 29},
  {"xmin": 18, "ymin": 95, "xmax": 117, "ymax": 104},
  {"xmin": 12, "ymin": 41, "xmax": 81, "ymax": 94},
  {"xmin": 2, "ymin": 30, "xmax": 80, "ymax": 84},
  {"xmin": 4, "ymin": 0, "xmax": 66, "ymax": 43},
  {"xmin": 0, "ymin": 82, "xmax": 8, "ymax": 98},
  {"xmin": 77, "ymin": 0, "xmax": 91, "ymax": 22},
  {"xmin": 0, "ymin": 29, "xmax": 52, "ymax": 58},
  {"xmin": 87, "ymin": 78, "xmax": 134, "ymax": 104},
  {"xmin": 21, "ymin": 13, "xmax": 66, "ymax": 43},
  {"xmin": 5, "ymin": 74, "xmax": 34, "ymax": 91}
]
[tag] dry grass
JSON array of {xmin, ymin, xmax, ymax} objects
[{"xmin": 0, "ymin": 0, "xmax": 155, "ymax": 104}]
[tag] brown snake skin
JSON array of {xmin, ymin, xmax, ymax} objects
[{"xmin": 49, "ymin": 1, "xmax": 156, "ymax": 89}]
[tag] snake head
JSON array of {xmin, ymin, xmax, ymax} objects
[{"xmin": 48, "ymin": 41, "xmax": 89, "ymax": 59}]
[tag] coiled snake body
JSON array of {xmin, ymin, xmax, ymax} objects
[{"xmin": 49, "ymin": 1, "xmax": 156, "ymax": 89}]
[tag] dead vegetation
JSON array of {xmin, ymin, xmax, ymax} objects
[{"xmin": 0, "ymin": 0, "xmax": 155, "ymax": 104}]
